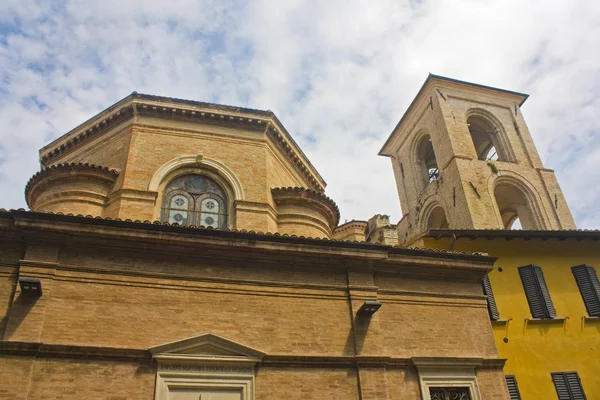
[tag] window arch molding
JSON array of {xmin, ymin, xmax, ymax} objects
[
  {"xmin": 465, "ymin": 108, "xmax": 516, "ymax": 163},
  {"xmin": 409, "ymin": 129, "xmax": 440, "ymax": 190},
  {"xmin": 150, "ymin": 156, "xmax": 242, "ymax": 228},
  {"xmin": 149, "ymin": 155, "xmax": 244, "ymax": 200},
  {"xmin": 489, "ymin": 173, "xmax": 548, "ymax": 230}
]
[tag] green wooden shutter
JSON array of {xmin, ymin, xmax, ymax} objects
[
  {"xmin": 565, "ymin": 373, "xmax": 587, "ymax": 400},
  {"xmin": 505, "ymin": 376, "xmax": 521, "ymax": 400},
  {"xmin": 552, "ymin": 372, "xmax": 587, "ymax": 400},
  {"xmin": 518, "ymin": 265, "xmax": 556, "ymax": 318},
  {"xmin": 534, "ymin": 265, "xmax": 557, "ymax": 317},
  {"xmin": 571, "ymin": 265, "xmax": 600, "ymax": 317},
  {"xmin": 482, "ymin": 275, "xmax": 499, "ymax": 320}
]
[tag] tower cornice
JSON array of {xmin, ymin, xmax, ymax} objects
[{"xmin": 379, "ymin": 74, "xmax": 529, "ymax": 156}]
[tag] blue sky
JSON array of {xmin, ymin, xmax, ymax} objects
[{"xmin": 1, "ymin": 0, "xmax": 599, "ymax": 228}]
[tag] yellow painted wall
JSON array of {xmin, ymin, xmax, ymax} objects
[{"xmin": 424, "ymin": 237, "xmax": 600, "ymax": 400}]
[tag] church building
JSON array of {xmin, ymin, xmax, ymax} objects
[{"xmin": 1, "ymin": 91, "xmax": 512, "ymax": 399}]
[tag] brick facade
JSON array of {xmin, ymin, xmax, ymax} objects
[{"xmin": 0, "ymin": 211, "xmax": 509, "ymax": 399}]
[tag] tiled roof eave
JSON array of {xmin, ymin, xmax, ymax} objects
[
  {"xmin": 428, "ymin": 228, "xmax": 600, "ymax": 241},
  {"xmin": 0, "ymin": 208, "xmax": 490, "ymax": 260}
]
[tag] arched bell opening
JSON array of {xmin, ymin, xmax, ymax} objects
[
  {"xmin": 467, "ymin": 115, "xmax": 504, "ymax": 162},
  {"xmin": 494, "ymin": 183, "xmax": 537, "ymax": 230},
  {"xmin": 426, "ymin": 206, "xmax": 449, "ymax": 229},
  {"xmin": 416, "ymin": 135, "xmax": 440, "ymax": 188}
]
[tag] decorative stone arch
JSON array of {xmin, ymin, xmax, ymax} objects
[
  {"xmin": 465, "ymin": 108, "xmax": 516, "ymax": 162},
  {"xmin": 409, "ymin": 129, "xmax": 440, "ymax": 191},
  {"xmin": 149, "ymin": 155, "xmax": 244, "ymax": 199},
  {"xmin": 150, "ymin": 155, "xmax": 244, "ymax": 226},
  {"xmin": 419, "ymin": 196, "xmax": 451, "ymax": 232},
  {"xmin": 489, "ymin": 172, "xmax": 548, "ymax": 230}
]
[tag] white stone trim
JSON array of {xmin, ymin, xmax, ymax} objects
[
  {"xmin": 155, "ymin": 363, "xmax": 255, "ymax": 400},
  {"xmin": 413, "ymin": 358, "xmax": 482, "ymax": 400},
  {"xmin": 151, "ymin": 334, "xmax": 264, "ymax": 400}
]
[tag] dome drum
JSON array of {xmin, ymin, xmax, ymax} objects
[
  {"xmin": 25, "ymin": 163, "xmax": 119, "ymax": 216},
  {"xmin": 271, "ymin": 187, "xmax": 340, "ymax": 239}
]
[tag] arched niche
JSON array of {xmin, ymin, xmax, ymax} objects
[{"xmin": 466, "ymin": 109, "xmax": 515, "ymax": 162}]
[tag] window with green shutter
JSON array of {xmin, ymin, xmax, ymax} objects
[
  {"xmin": 518, "ymin": 265, "xmax": 556, "ymax": 319},
  {"xmin": 482, "ymin": 274, "xmax": 499, "ymax": 320},
  {"xmin": 505, "ymin": 375, "xmax": 521, "ymax": 400},
  {"xmin": 571, "ymin": 265, "xmax": 600, "ymax": 317},
  {"xmin": 551, "ymin": 372, "xmax": 587, "ymax": 400}
]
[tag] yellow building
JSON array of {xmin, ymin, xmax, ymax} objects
[{"xmin": 421, "ymin": 230, "xmax": 600, "ymax": 400}]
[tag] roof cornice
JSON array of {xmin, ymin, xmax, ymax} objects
[
  {"xmin": 379, "ymin": 73, "xmax": 529, "ymax": 156},
  {"xmin": 428, "ymin": 228, "xmax": 600, "ymax": 241},
  {"xmin": 39, "ymin": 93, "xmax": 326, "ymax": 192},
  {"xmin": 0, "ymin": 209, "xmax": 494, "ymax": 264}
]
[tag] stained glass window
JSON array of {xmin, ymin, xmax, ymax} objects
[
  {"xmin": 429, "ymin": 387, "xmax": 471, "ymax": 400},
  {"xmin": 161, "ymin": 175, "xmax": 228, "ymax": 228},
  {"xmin": 168, "ymin": 195, "xmax": 189, "ymax": 225}
]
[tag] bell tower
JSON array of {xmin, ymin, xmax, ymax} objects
[{"xmin": 379, "ymin": 74, "xmax": 576, "ymax": 244}]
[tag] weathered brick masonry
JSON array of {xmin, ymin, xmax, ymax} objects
[{"xmin": 0, "ymin": 210, "xmax": 509, "ymax": 399}]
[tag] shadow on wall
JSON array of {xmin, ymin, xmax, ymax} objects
[
  {"xmin": 343, "ymin": 313, "xmax": 374, "ymax": 356},
  {"xmin": 1, "ymin": 293, "xmax": 40, "ymax": 340}
]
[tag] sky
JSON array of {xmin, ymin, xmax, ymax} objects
[{"xmin": 0, "ymin": 0, "xmax": 599, "ymax": 228}]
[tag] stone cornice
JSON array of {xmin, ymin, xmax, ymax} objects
[
  {"xmin": 265, "ymin": 124, "xmax": 323, "ymax": 191},
  {"xmin": 40, "ymin": 104, "xmax": 135, "ymax": 163},
  {"xmin": 0, "ymin": 341, "xmax": 151, "ymax": 362},
  {"xmin": 334, "ymin": 220, "xmax": 368, "ymax": 234},
  {"xmin": 39, "ymin": 93, "xmax": 325, "ymax": 192},
  {"xmin": 0, "ymin": 341, "xmax": 506, "ymax": 369}
]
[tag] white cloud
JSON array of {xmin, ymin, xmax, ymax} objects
[{"xmin": 0, "ymin": 0, "xmax": 599, "ymax": 229}]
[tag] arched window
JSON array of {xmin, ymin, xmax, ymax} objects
[
  {"xmin": 467, "ymin": 115, "xmax": 503, "ymax": 161},
  {"xmin": 494, "ymin": 183, "xmax": 535, "ymax": 230},
  {"xmin": 427, "ymin": 206, "xmax": 449, "ymax": 229},
  {"xmin": 161, "ymin": 175, "xmax": 228, "ymax": 228},
  {"xmin": 416, "ymin": 135, "xmax": 439, "ymax": 187}
]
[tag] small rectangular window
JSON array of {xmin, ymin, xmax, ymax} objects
[
  {"xmin": 505, "ymin": 376, "xmax": 521, "ymax": 400},
  {"xmin": 551, "ymin": 372, "xmax": 587, "ymax": 400},
  {"xmin": 518, "ymin": 265, "xmax": 556, "ymax": 319},
  {"xmin": 571, "ymin": 265, "xmax": 600, "ymax": 317},
  {"xmin": 482, "ymin": 275, "xmax": 499, "ymax": 320}
]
